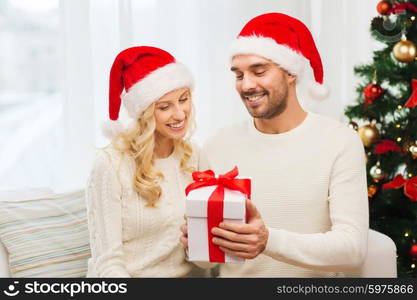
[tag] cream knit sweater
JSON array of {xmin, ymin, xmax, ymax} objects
[
  {"xmin": 201, "ymin": 112, "xmax": 369, "ymax": 277},
  {"xmin": 86, "ymin": 145, "xmax": 201, "ymax": 277}
]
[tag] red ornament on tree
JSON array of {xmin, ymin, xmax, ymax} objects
[
  {"xmin": 383, "ymin": 174, "xmax": 417, "ymax": 202},
  {"xmin": 404, "ymin": 79, "xmax": 417, "ymax": 108},
  {"xmin": 374, "ymin": 139, "xmax": 403, "ymax": 154},
  {"xmin": 363, "ymin": 83, "xmax": 384, "ymax": 108},
  {"xmin": 410, "ymin": 244, "xmax": 417, "ymax": 259},
  {"xmin": 377, "ymin": 1, "xmax": 392, "ymax": 15}
]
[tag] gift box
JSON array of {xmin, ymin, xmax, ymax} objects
[{"xmin": 185, "ymin": 167, "xmax": 251, "ymax": 263}]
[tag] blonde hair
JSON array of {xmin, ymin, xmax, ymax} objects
[{"xmin": 113, "ymin": 97, "xmax": 196, "ymax": 207}]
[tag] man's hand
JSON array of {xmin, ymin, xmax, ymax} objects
[
  {"xmin": 180, "ymin": 215, "xmax": 189, "ymax": 250},
  {"xmin": 211, "ymin": 199, "xmax": 268, "ymax": 259}
]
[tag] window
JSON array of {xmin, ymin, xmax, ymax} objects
[{"xmin": 0, "ymin": 0, "xmax": 63, "ymax": 189}]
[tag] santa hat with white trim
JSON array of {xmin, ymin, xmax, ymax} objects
[
  {"xmin": 230, "ymin": 13, "xmax": 329, "ymax": 99},
  {"xmin": 103, "ymin": 46, "xmax": 194, "ymax": 139}
]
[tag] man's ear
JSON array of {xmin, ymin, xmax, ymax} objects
[{"xmin": 286, "ymin": 72, "xmax": 297, "ymax": 85}]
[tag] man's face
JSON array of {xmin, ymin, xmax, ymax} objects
[{"xmin": 231, "ymin": 54, "xmax": 291, "ymax": 119}]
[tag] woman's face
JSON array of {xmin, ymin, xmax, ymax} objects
[{"xmin": 154, "ymin": 87, "xmax": 191, "ymax": 141}]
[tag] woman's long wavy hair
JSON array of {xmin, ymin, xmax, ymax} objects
[{"xmin": 112, "ymin": 94, "xmax": 196, "ymax": 207}]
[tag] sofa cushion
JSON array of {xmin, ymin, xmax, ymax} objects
[{"xmin": 0, "ymin": 189, "xmax": 90, "ymax": 277}]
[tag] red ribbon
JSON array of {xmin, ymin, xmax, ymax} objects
[
  {"xmin": 390, "ymin": 2, "xmax": 417, "ymax": 14},
  {"xmin": 373, "ymin": 139, "xmax": 403, "ymax": 154},
  {"xmin": 404, "ymin": 79, "xmax": 417, "ymax": 108},
  {"xmin": 382, "ymin": 174, "xmax": 417, "ymax": 202},
  {"xmin": 185, "ymin": 167, "xmax": 251, "ymax": 262}
]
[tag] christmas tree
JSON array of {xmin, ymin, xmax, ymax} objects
[{"xmin": 345, "ymin": 0, "xmax": 417, "ymax": 277}]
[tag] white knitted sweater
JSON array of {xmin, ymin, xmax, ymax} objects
[
  {"xmin": 86, "ymin": 145, "xmax": 200, "ymax": 277},
  {"xmin": 201, "ymin": 112, "xmax": 369, "ymax": 277}
]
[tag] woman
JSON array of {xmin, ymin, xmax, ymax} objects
[{"xmin": 86, "ymin": 46, "xmax": 202, "ymax": 277}]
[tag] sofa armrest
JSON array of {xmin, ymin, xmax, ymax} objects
[
  {"xmin": 345, "ymin": 229, "xmax": 397, "ymax": 278},
  {"xmin": 0, "ymin": 239, "xmax": 10, "ymax": 277}
]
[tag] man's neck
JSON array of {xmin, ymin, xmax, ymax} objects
[{"xmin": 254, "ymin": 101, "xmax": 307, "ymax": 134}]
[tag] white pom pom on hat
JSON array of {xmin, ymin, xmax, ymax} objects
[
  {"xmin": 230, "ymin": 12, "xmax": 330, "ymax": 100},
  {"xmin": 308, "ymin": 81, "xmax": 330, "ymax": 100},
  {"xmin": 101, "ymin": 119, "xmax": 125, "ymax": 140}
]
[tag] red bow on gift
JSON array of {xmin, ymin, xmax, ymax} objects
[
  {"xmin": 382, "ymin": 174, "xmax": 417, "ymax": 202},
  {"xmin": 186, "ymin": 167, "xmax": 251, "ymax": 262},
  {"xmin": 405, "ymin": 79, "xmax": 417, "ymax": 108},
  {"xmin": 373, "ymin": 139, "xmax": 403, "ymax": 154}
]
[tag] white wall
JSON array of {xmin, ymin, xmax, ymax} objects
[
  {"xmin": 122, "ymin": 0, "xmax": 313, "ymax": 144},
  {"xmin": 309, "ymin": 0, "xmax": 380, "ymax": 121},
  {"xmin": 0, "ymin": 0, "xmax": 381, "ymax": 190},
  {"xmin": 92, "ymin": 0, "xmax": 380, "ymax": 145}
]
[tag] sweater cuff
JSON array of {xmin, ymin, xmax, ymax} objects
[{"xmin": 262, "ymin": 227, "xmax": 285, "ymax": 259}]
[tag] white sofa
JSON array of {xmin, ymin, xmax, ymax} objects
[
  {"xmin": 0, "ymin": 240, "xmax": 10, "ymax": 277},
  {"xmin": 0, "ymin": 228, "xmax": 397, "ymax": 277},
  {"xmin": 0, "ymin": 187, "xmax": 398, "ymax": 278},
  {"xmin": 346, "ymin": 229, "xmax": 397, "ymax": 277}
]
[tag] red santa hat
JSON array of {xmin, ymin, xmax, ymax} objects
[
  {"xmin": 103, "ymin": 46, "xmax": 194, "ymax": 139},
  {"xmin": 230, "ymin": 13, "xmax": 329, "ymax": 100}
]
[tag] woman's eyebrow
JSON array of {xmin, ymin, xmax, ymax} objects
[
  {"xmin": 156, "ymin": 100, "xmax": 170, "ymax": 105},
  {"xmin": 156, "ymin": 93, "xmax": 189, "ymax": 104}
]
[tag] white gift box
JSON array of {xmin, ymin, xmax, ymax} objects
[{"xmin": 186, "ymin": 184, "xmax": 247, "ymax": 263}]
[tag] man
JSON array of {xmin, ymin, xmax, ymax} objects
[{"xmin": 181, "ymin": 12, "xmax": 368, "ymax": 277}]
